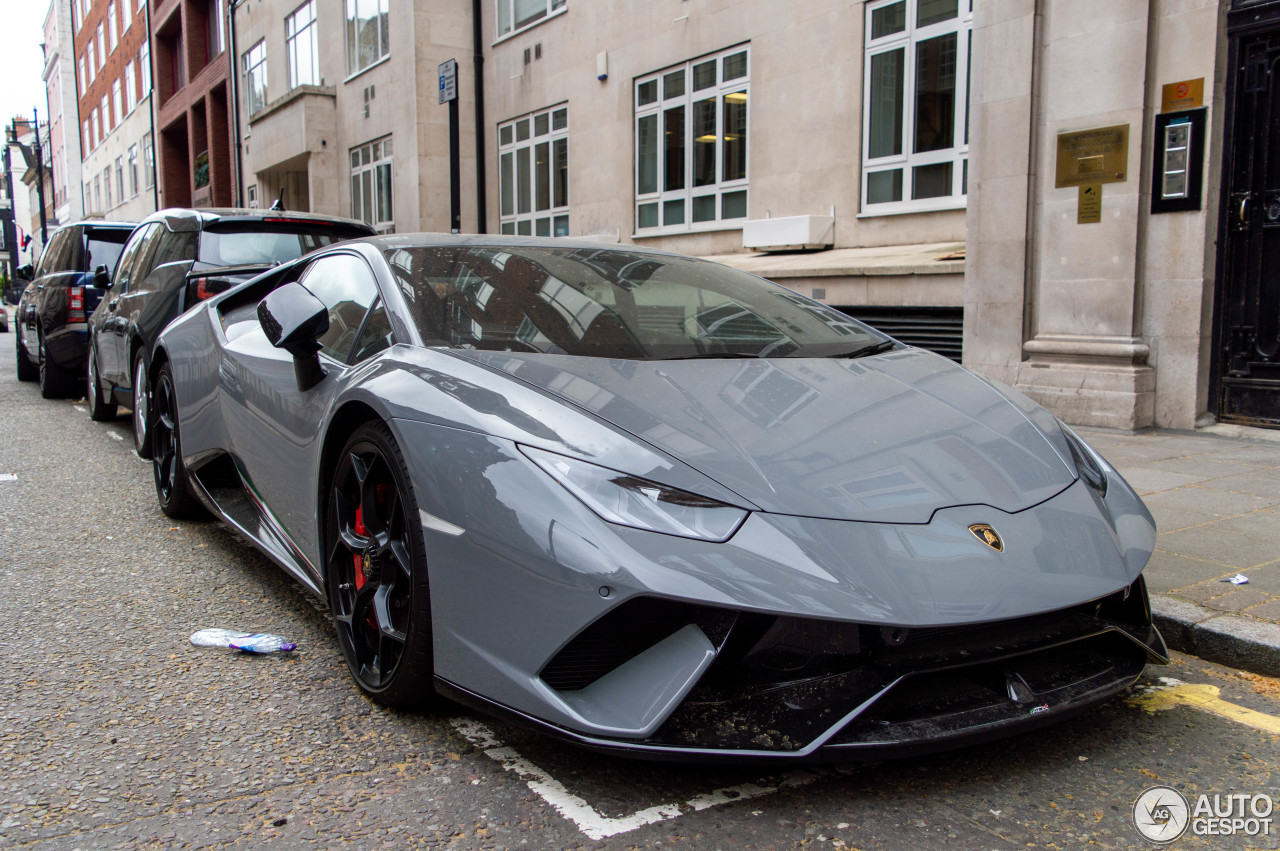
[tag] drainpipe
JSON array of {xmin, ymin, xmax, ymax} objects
[
  {"xmin": 228, "ymin": 0, "xmax": 244, "ymax": 206},
  {"xmin": 471, "ymin": 0, "xmax": 486, "ymax": 233},
  {"xmin": 145, "ymin": 0, "xmax": 159, "ymax": 209}
]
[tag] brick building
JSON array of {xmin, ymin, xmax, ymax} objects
[
  {"xmin": 150, "ymin": 0, "xmax": 234, "ymax": 208},
  {"xmin": 71, "ymin": 0, "xmax": 157, "ymax": 221}
]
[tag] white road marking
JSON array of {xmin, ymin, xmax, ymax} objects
[
  {"xmin": 450, "ymin": 717, "xmax": 848, "ymax": 841},
  {"xmin": 108, "ymin": 432, "xmax": 124, "ymax": 441}
]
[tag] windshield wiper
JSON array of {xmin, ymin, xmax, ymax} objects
[{"xmin": 831, "ymin": 340, "xmax": 897, "ymax": 359}]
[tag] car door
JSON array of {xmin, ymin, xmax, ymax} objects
[
  {"xmin": 117, "ymin": 225, "xmax": 195, "ymax": 386},
  {"xmin": 220, "ymin": 251, "xmax": 388, "ymax": 567},
  {"xmin": 96, "ymin": 223, "xmax": 154, "ymax": 384}
]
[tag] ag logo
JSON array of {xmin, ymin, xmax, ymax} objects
[
  {"xmin": 1134, "ymin": 785, "xmax": 1190, "ymax": 843},
  {"xmin": 968, "ymin": 523, "xmax": 1003, "ymax": 552}
]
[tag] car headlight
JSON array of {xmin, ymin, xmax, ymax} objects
[
  {"xmin": 520, "ymin": 445, "xmax": 749, "ymax": 542},
  {"xmin": 1058, "ymin": 422, "xmax": 1108, "ymax": 498}
]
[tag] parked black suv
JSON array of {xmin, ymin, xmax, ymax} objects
[
  {"xmin": 16, "ymin": 221, "xmax": 135, "ymax": 397},
  {"xmin": 86, "ymin": 208, "xmax": 374, "ymax": 455}
]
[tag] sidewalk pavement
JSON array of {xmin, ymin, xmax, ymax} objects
[{"xmin": 1078, "ymin": 424, "xmax": 1280, "ymax": 675}]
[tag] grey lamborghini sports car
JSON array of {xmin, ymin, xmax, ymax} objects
[{"xmin": 150, "ymin": 234, "xmax": 1167, "ymax": 762}]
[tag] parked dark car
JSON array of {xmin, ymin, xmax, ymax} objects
[
  {"xmin": 86, "ymin": 208, "xmax": 374, "ymax": 455},
  {"xmin": 15, "ymin": 221, "xmax": 135, "ymax": 397}
]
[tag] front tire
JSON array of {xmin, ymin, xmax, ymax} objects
[
  {"xmin": 326, "ymin": 421, "xmax": 435, "ymax": 708},
  {"xmin": 87, "ymin": 341, "xmax": 118, "ymax": 421},
  {"xmin": 133, "ymin": 352, "xmax": 152, "ymax": 458},
  {"xmin": 15, "ymin": 334, "xmax": 37, "ymax": 382},
  {"xmin": 151, "ymin": 361, "xmax": 204, "ymax": 519}
]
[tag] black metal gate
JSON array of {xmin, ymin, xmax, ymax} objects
[{"xmin": 1216, "ymin": 3, "xmax": 1280, "ymax": 426}]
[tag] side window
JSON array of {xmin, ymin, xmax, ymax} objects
[
  {"xmin": 34, "ymin": 231, "xmax": 65, "ymax": 278},
  {"xmin": 111, "ymin": 223, "xmax": 155, "ymax": 293},
  {"xmin": 152, "ymin": 230, "xmax": 198, "ymax": 269},
  {"xmin": 299, "ymin": 253, "xmax": 381, "ymax": 364},
  {"xmin": 131, "ymin": 224, "xmax": 169, "ymax": 285},
  {"xmin": 351, "ymin": 300, "xmax": 393, "ymax": 363}
]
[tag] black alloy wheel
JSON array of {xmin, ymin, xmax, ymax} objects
[
  {"xmin": 87, "ymin": 340, "xmax": 118, "ymax": 420},
  {"xmin": 326, "ymin": 421, "xmax": 435, "ymax": 708},
  {"xmin": 151, "ymin": 362, "xmax": 203, "ymax": 519}
]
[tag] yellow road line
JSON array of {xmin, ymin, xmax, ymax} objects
[{"xmin": 1128, "ymin": 677, "xmax": 1280, "ymax": 735}]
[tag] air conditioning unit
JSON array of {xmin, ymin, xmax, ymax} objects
[{"xmin": 742, "ymin": 215, "xmax": 834, "ymax": 252}]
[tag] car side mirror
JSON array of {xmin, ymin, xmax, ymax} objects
[
  {"xmin": 16, "ymin": 264, "xmax": 33, "ymax": 281},
  {"xmin": 94, "ymin": 265, "xmax": 111, "ymax": 289},
  {"xmin": 258, "ymin": 282, "xmax": 330, "ymax": 391}
]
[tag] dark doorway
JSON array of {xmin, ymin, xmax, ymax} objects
[{"xmin": 1216, "ymin": 3, "xmax": 1280, "ymax": 427}]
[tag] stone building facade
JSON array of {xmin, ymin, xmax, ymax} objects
[{"xmin": 43, "ymin": 0, "xmax": 85, "ymax": 226}]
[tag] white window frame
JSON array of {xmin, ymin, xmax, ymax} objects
[
  {"xmin": 104, "ymin": 166, "xmax": 113, "ymax": 209},
  {"xmin": 90, "ymin": 108, "xmax": 99, "ymax": 149},
  {"xmin": 115, "ymin": 157, "xmax": 124, "ymax": 207},
  {"xmin": 286, "ymin": 0, "xmax": 320, "ymax": 89},
  {"xmin": 111, "ymin": 79, "xmax": 122, "ymax": 126},
  {"xmin": 124, "ymin": 61, "xmax": 137, "ymax": 113},
  {"xmin": 82, "ymin": 120, "xmax": 90, "ymax": 154},
  {"xmin": 344, "ymin": 0, "xmax": 389, "ymax": 77},
  {"xmin": 128, "ymin": 144, "xmax": 139, "ymax": 196},
  {"xmin": 77, "ymin": 57, "xmax": 86, "ymax": 95},
  {"xmin": 494, "ymin": 0, "xmax": 565, "ymax": 42},
  {"xmin": 633, "ymin": 45, "xmax": 751, "ymax": 237},
  {"xmin": 108, "ymin": 2, "xmax": 118, "ymax": 52},
  {"xmin": 122, "ymin": 0, "xmax": 132, "ymax": 33},
  {"xmin": 143, "ymin": 132, "xmax": 154, "ymax": 188},
  {"xmin": 96, "ymin": 24, "xmax": 105, "ymax": 67},
  {"xmin": 101, "ymin": 95, "xmax": 110, "ymax": 134},
  {"xmin": 72, "ymin": 0, "xmax": 81, "ymax": 33},
  {"xmin": 140, "ymin": 42, "xmax": 151, "ymax": 95},
  {"xmin": 87, "ymin": 43, "xmax": 96, "ymax": 83},
  {"xmin": 498, "ymin": 104, "xmax": 569, "ymax": 237},
  {"xmin": 860, "ymin": 0, "xmax": 972, "ymax": 216},
  {"xmin": 243, "ymin": 39, "xmax": 268, "ymax": 116},
  {"xmin": 350, "ymin": 136, "xmax": 394, "ymax": 233}
]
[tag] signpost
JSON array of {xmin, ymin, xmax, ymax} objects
[{"xmin": 439, "ymin": 59, "xmax": 461, "ymax": 234}]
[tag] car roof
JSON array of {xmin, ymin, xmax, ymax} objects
[
  {"xmin": 360, "ymin": 232, "xmax": 698, "ymax": 260},
  {"xmin": 66, "ymin": 220, "xmax": 138, "ymax": 231},
  {"xmin": 139, "ymin": 207, "xmax": 374, "ymax": 233}
]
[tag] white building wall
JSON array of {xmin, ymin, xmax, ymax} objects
[{"xmin": 44, "ymin": 0, "xmax": 84, "ymax": 226}]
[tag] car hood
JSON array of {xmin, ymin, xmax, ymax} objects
[{"xmin": 451, "ymin": 349, "xmax": 1077, "ymax": 523}]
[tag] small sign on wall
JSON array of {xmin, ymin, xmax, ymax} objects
[
  {"xmin": 1055, "ymin": 125, "xmax": 1129, "ymax": 188},
  {"xmin": 1161, "ymin": 78, "xmax": 1204, "ymax": 113},
  {"xmin": 1078, "ymin": 184, "xmax": 1102, "ymax": 224}
]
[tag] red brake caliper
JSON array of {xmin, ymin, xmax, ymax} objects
[{"xmin": 352, "ymin": 505, "xmax": 368, "ymax": 591}]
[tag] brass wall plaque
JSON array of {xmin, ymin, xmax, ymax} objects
[
  {"xmin": 1055, "ymin": 125, "xmax": 1129, "ymax": 188},
  {"xmin": 1161, "ymin": 78, "xmax": 1204, "ymax": 113},
  {"xmin": 1078, "ymin": 184, "xmax": 1102, "ymax": 224}
]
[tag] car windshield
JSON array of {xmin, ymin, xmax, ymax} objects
[
  {"xmin": 382, "ymin": 245, "xmax": 887, "ymax": 359},
  {"xmin": 199, "ymin": 223, "xmax": 370, "ymax": 267},
  {"xmin": 85, "ymin": 231, "xmax": 129, "ymax": 275}
]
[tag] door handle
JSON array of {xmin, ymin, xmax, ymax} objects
[
  {"xmin": 109, "ymin": 298, "xmax": 119, "ymax": 310},
  {"xmin": 1240, "ymin": 195, "xmax": 1250, "ymax": 225}
]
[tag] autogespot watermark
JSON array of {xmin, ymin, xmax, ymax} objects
[{"xmin": 1133, "ymin": 785, "xmax": 1275, "ymax": 842}]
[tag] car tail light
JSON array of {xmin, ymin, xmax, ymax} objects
[
  {"xmin": 186, "ymin": 277, "xmax": 232, "ymax": 305},
  {"xmin": 68, "ymin": 286, "xmax": 85, "ymax": 323}
]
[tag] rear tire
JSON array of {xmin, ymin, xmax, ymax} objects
[
  {"xmin": 87, "ymin": 341, "xmax": 118, "ymax": 421},
  {"xmin": 325, "ymin": 421, "xmax": 436, "ymax": 709},
  {"xmin": 38, "ymin": 334, "xmax": 78, "ymax": 399},
  {"xmin": 15, "ymin": 335, "xmax": 37, "ymax": 382},
  {"xmin": 151, "ymin": 361, "xmax": 205, "ymax": 519}
]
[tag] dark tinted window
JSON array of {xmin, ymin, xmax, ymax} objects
[
  {"xmin": 131, "ymin": 224, "xmax": 170, "ymax": 283},
  {"xmin": 35, "ymin": 229, "xmax": 69, "ymax": 277},
  {"xmin": 111, "ymin": 224, "xmax": 156, "ymax": 292},
  {"xmin": 199, "ymin": 223, "xmax": 370, "ymax": 267},
  {"xmin": 300, "ymin": 253, "xmax": 381, "ymax": 363},
  {"xmin": 351, "ymin": 301, "xmax": 393, "ymax": 363},
  {"xmin": 84, "ymin": 229, "xmax": 130, "ymax": 275},
  {"xmin": 152, "ymin": 230, "xmax": 199, "ymax": 269},
  {"xmin": 382, "ymin": 245, "xmax": 885, "ymax": 359}
]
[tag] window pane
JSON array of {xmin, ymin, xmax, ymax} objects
[
  {"xmin": 516, "ymin": 146, "xmax": 530, "ymax": 214},
  {"xmin": 693, "ymin": 60, "xmax": 716, "ymax": 91},
  {"xmin": 664, "ymin": 106, "xmax": 685, "ymax": 191},
  {"xmin": 535, "ymin": 141, "xmax": 550, "ymax": 211},
  {"xmin": 912, "ymin": 161, "xmax": 952, "ymax": 199},
  {"xmin": 722, "ymin": 190, "xmax": 747, "ymax": 219},
  {"xmin": 536, "ymin": 217, "xmax": 551, "ymax": 237},
  {"xmin": 914, "ymin": 32, "xmax": 957, "ymax": 153},
  {"xmin": 497, "ymin": 0, "xmax": 511, "ymax": 35},
  {"xmin": 500, "ymin": 152, "xmax": 514, "ymax": 215},
  {"xmin": 871, "ymin": 2, "xmax": 905, "ymax": 38},
  {"xmin": 534, "ymin": 113, "xmax": 549, "ymax": 136},
  {"xmin": 663, "ymin": 69, "xmax": 685, "ymax": 99},
  {"xmin": 376, "ymin": 162, "xmax": 393, "ymax": 223},
  {"xmin": 514, "ymin": 0, "xmax": 546, "ymax": 30},
  {"xmin": 723, "ymin": 51, "xmax": 748, "ymax": 81},
  {"xmin": 501, "ymin": 222, "xmax": 516, "ymax": 234},
  {"xmin": 867, "ymin": 169, "xmax": 903, "ymax": 203},
  {"xmin": 722, "ymin": 91, "xmax": 747, "ymax": 182},
  {"xmin": 499, "ymin": 125, "xmax": 513, "ymax": 146},
  {"xmin": 918, "ymin": 0, "xmax": 958, "ymax": 27},
  {"xmin": 361, "ymin": 171, "xmax": 373, "ymax": 223},
  {"xmin": 868, "ymin": 49, "xmax": 904, "ymax": 158},
  {"xmin": 553, "ymin": 138, "xmax": 568, "ymax": 207},
  {"xmin": 637, "ymin": 80, "xmax": 657, "ymax": 106},
  {"xmin": 517, "ymin": 220, "xmax": 532, "ymax": 235},
  {"xmin": 516, "ymin": 119, "xmax": 530, "ymax": 142},
  {"xmin": 637, "ymin": 114, "xmax": 658, "ymax": 194},
  {"xmin": 351, "ymin": 175, "xmax": 362, "ymax": 220},
  {"xmin": 552, "ymin": 108, "xmax": 567, "ymax": 130},
  {"xmin": 692, "ymin": 97, "xmax": 716, "ymax": 187},
  {"xmin": 554, "ymin": 214, "xmax": 569, "ymax": 237},
  {"xmin": 692, "ymin": 194, "xmax": 716, "ymax": 222},
  {"xmin": 663, "ymin": 199, "xmax": 685, "ymax": 226},
  {"xmin": 638, "ymin": 202, "xmax": 659, "ymax": 229}
]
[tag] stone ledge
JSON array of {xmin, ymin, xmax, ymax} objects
[
  {"xmin": 249, "ymin": 85, "xmax": 338, "ymax": 126},
  {"xmin": 1152, "ymin": 595, "xmax": 1280, "ymax": 677}
]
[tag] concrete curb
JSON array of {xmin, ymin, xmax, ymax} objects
[{"xmin": 1151, "ymin": 594, "xmax": 1280, "ymax": 677}]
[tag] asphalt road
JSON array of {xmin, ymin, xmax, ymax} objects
[{"xmin": 1, "ymin": 333, "xmax": 1278, "ymax": 850}]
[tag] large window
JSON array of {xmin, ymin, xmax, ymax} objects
[
  {"xmin": 108, "ymin": 3, "xmax": 118, "ymax": 51},
  {"xmin": 124, "ymin": 61, "xmax": 137, "ymax": 113},
  {"xmin": 345, "ymin": 0, "xmax": 388, "ymax": 76},
  {"xmin": 287, "ymin": 1, "xmax": 319, "ymax": 88},
  {"xmin": 496, "ymin": 0, "xmax": 565, "ymax": 39},
  {"xmin": 243, "ymin": 40, "xmax": 268, "ymax": 116},
  {"xmin": 351, "ymin": 137, "xmax": 393, "ymax": 233},
  {"xmin": 140, "ymin": 42, "xmax": 151, "ymax": 95},
  {"xmin": 128, "ymin": 145, "xmax": 139, "ymax": 197},
  {"xmin": 634, "ymin": 46, "xmax": 749, "ymax": 235},
  {"xmin": 206, "ymin": 0, "xmax": 226, "ymax": 60},
  {"xmin": 498, "ymin": 105, "xmax": 568, "ymax": 237},
  {"xmin": 143, "ymin": 132, "xmax": 154, "ymax": 188},
  {"xmin": 862, "ymin": 0, "xmax": 971, "ymax": 213},
  {"xmin": 111, "ymin": 80, "xmax": 122, "ymax": 126}
]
